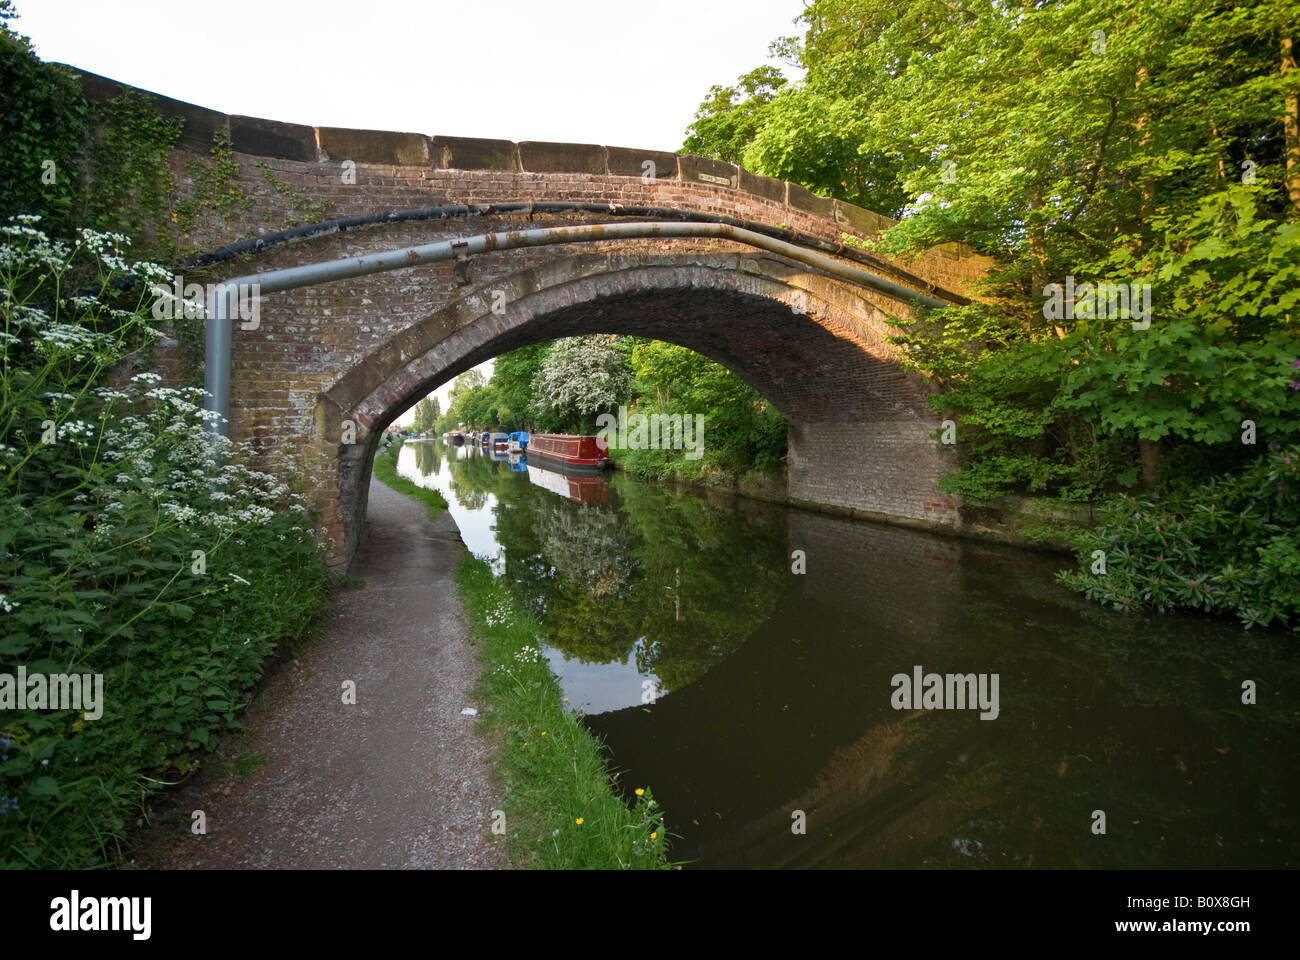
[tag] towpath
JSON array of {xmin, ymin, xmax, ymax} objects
[{"xmin": 145, "ymin": 475, "xmax": 504, "ymax": 869}]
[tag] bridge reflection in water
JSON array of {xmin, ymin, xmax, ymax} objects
[{"xmin": 397, "ymin": 440, "xmax": 1300, "ymax": 869}]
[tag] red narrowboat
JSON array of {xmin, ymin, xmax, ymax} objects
[{"xmin": 526, "ymin": 433, "xmax": 611, "ymax": 473}]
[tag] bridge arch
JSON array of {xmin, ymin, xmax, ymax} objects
[
  {"xmin": 65, "ymin": 69, "xmax": 993, "ymax": 564},
  {"xmin": 319, "ymin": 252, "xmax": 951, "ymax": 562}
]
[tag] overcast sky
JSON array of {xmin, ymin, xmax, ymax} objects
[{"xmin": 15, "ymin": 0, "xmax": 805, "ymax": 420}]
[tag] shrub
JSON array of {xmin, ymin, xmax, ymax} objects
[
  {"xmin": 1058, "ymin": 445, "xmax": 1300, "ymax": 631},
  {"xmin": 0, "ymin": 217, "xmax": 329, "ymax": 867}
]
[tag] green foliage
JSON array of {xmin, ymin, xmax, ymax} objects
[
  {"xmin": 1057, "ymin": 186, "xmax": 1300, "ymax": 450},
  {"xmin": 680, "ymin": 0, "xmax": 1300, "ymax": 623},
  {"xmin": 449, "ymin": 337, "xmax": 787, "ymax": 479},
  {"xmin": 85, "ymin": 92, "xmax": 182, "ymax": 248},
  {"xmin": 618, "ymin": 340, "xmax": 786, "ymax": 480},
  {"xmin": 0, "ymin": 15, "xmax": 87, "ymax": 236},
  {"xmin": 1059, "ymin": 445, "xmax": 1300, "ymax": 630},
  {"xmin": 682, "ymin": 65, "xmax": 788, "ymax": 165},
  {"xmin": 438, "ymin": 368, "xmax": 503, "ymax": 433},
  {"xmin": 529, "ymin": 336, "xmax": 631, "ymax": 433},
  {"xmin": 411, "ymin": 394, "xmax": 440, "ymax": 433},
  {"xmin": 490, "ymin": 342, "xmax": 548, "ymax": 431},
  {"xmin": 455, "ymin": 557, "xmax": 672, "ymax": 869},
  {"xmin": 173, "ymin": 129, "xmax": 252, "ymax": 239},
  {"xmin": 688, "ymin": 0, "xmax": 1300, "ymax": 506},
  {"xmin": 254, "ymin": 160, "xmax": 334, "ymax": 229},
  {"xmin": 0, "ymin": 221, "xmax": 330, "ymax": 868},
  {"xmin": 1, "ymin": 9, "xmax": 184, "ymax": 255}
]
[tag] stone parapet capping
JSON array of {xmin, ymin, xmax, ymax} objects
[{"xmin": 62, "ymin": 64, "xmax": 987, "ymax": 262}]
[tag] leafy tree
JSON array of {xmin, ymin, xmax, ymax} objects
[
  {"xmin": 682, "ymin": 65, "xmax": 789, "ymax": 165},
  {"xmin": 529, "ymin": 336, "xmax": 631, "ymax": 433},
  {"xmin": 411, "ymin": 394, "xmax": 440, "ymax": 433},
  {"xmin": 625, "ymin": 341, "xmax": 786, "ymax": 476},
  {"xmin": 688, "ymin": 0, "xmax": 1300, "ymax": 502},
  {"xmin": 492, "ymin": 342, "xmax": 548, "ymax": 430}
]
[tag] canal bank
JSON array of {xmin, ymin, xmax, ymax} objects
[{"xmin": 607, "ymin": 452, "xmax": 1093, "ymax": 553}]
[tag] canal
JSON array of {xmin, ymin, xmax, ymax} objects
[{"xmin": 397, "ymin": 438, "xmax": 1298, "ymax": 868}]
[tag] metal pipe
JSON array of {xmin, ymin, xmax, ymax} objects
[
  {"xmin": 203, "ymin": 284, "xmax": 232, "ymax": 439},
  {"xmin": 183, "ymin": 200, "xmax": 968, "ymax": 307},
  {"xmin": 202, "ymin": 220, "xmax": 952, "ymax": 436}
]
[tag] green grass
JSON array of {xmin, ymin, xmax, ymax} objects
[
  {"xmin": 371, "ymin": 438, "xmax": 448, "ymax": 520},
  {"xmin": 455, "ymin": 557, "xmax": 674, "ymax": 869},
  {"xmin": 232, "ymin": 752, "xmax": 268, "ymax": 778}
]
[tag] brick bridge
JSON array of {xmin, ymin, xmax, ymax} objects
[{"xmin": 78, "ymin": 72, "xmax": 993, "ymax": 565}]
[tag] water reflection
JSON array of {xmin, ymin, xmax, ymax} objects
[
  {"xmin": 396, "ymin": 440, "xmax": 1299, "ymax": 868},
  {"xmin": 399, "ymin": 441, "xmax": 785, "ymax": 710}
]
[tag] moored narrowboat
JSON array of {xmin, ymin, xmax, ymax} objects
[{"xmin": 525, "ymin": 433, "xmax": 611, "ymax": 473}]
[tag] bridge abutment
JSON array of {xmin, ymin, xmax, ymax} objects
[{"xmin": 787, "ymin": 420, "xmax": 959, "ymax": 530}]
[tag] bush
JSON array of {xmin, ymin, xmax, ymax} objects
[
  {"xmin": 0, "ymin": 217, "xmax": 329, "ymax": 867},
  {"xmin": 1058, "ymin": 445, "xmax": 1300, "ymax": 631}
]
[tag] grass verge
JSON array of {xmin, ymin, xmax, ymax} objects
[
  {"xmin": 372, "ymin": 438, "xmax": 448, "ymax": 520},
  {"xmin": 455, "ymin": 557, "xmax": 673, "ymax": 869}
]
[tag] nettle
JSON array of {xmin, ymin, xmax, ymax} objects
[{"xmin": 0, "ymin": 217, "xmax": 329, "ymax": 868}]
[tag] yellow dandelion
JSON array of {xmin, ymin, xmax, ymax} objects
[
  {"xmin": 540, "ymin": 731, "xmax": 547, "ymax": 736},
  {"xmin": 650, "ymin": 832, "xmax": 657, "ymax": 840},
  {"xmin": 635, "ymin": 788, "xmax": 645, "ymax": 797},
  {"xmin": 575, "ymin": 817, "xmax": 584, "ymax": 825}
]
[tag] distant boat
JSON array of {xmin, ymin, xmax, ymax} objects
[
  {"xmin": 508, "ymin": 430, "xmax": 530, "ymax": 453},
  {"xmin": 526, "ymin": 433, "xmax": 611, "ymax": 473},
  {"xmin": 448, "ymin": 431, "xmax": 464, "ymax": 445},
  {"xmin": 480, "ymin": 431, "xmax": 508, "ymax": 450}
]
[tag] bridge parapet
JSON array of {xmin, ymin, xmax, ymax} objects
[{"xmin": 68, "ymin": 67, "xmax": 991, "ymax": 300}]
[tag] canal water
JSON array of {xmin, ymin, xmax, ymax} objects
[{"xmin": 398, "ymin": 438, "xmax": 1299, "ymax": 868}]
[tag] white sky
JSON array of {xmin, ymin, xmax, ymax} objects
[
  {"xmin": 15, "ymin": 0, "xmax": 806, "ymax": 422},
  {"xmin": 17, "ymin": 0, "xmax": 803, "ymax": 147}
]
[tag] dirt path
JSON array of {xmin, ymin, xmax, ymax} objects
[{"xmin": 148, "ymin": 475, "xmax": 505, "ymax": 869}]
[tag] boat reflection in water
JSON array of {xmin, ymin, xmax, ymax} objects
[{"xmin": 525, "ymin": 456, "xmax": 610, "ymax": 504}]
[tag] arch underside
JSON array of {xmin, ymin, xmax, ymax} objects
[
  {"xmin": 324, "ymin": 252, "xmax": 935, "ymax": 434},
  {"xmin": 320, "ymin": 251, "xmax": 954, "ymax": 564}
]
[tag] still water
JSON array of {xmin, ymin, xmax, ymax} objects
[{"xmin": 398, "ymin": 439, "xmax": 1298, "ymax": 868}]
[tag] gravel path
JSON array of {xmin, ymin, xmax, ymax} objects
[{"xmin": 151, "ymin": 475, "xmax": 506, "ymax": 869}]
